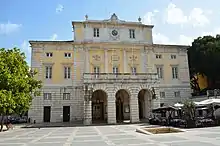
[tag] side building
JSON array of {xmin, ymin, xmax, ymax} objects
[{"xmin": 29, "ymin": 13, "xmax": 191, "ymax": 125}]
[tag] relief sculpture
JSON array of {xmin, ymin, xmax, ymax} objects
[
  {"xmin": 92, "ymin": 55, "xmax": 101, "ymax": 61},
  {"xmin": 129, "ymin": 55, "xmax": 138, "ymax": 62}
]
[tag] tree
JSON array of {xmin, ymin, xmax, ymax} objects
[
  {"xmin": 0, "ymin": 48, "xmax": 42, "ymax": 131},
  {"xmin": 188, "ymin": 35, "xmax": 220, "ymax": 89},
  {"xmin": 182, "ymin": 100, "xmax": 196, "ymax": 128}
]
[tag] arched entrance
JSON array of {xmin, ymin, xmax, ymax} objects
[
  {"xmin": 138, "ymin": 89, "xmax": 151, "ymax": 120},
  {"xmin": 115, "ymin": 89, "xmax": 130, "ymax": 123},
  {"xmin": 92, "ymin": 90, "xmax": 107, "ymax": 123}
]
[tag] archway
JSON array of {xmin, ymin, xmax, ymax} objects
[
  {"xmin": 91, "ymin": 90, "xmax": 107, "ymax": 123},
  {"xmin": 138, "ymin": 89, "xmax": 151, "ymax": 120},
  {"xmin": 115, "ymin": 89, "xmax": 130, "ymax": 123}
]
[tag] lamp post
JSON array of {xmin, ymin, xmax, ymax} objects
[{"xmin": 151, "ymin": 87, "xmax": 156, "ymax": 100}]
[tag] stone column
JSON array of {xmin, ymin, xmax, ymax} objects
[
  {"xmin": 104, "ymin": 48, "xmax": 108, "ymax": 73},
  {"xmin": 83, "ymin": 100, "xmax": 92, "ymax": 125},
  {"xmin": 129, "ymin": 87, "xmax": 139, "ymax": 123},
  {"xmin": 107, "ymin": 89, "xmax": 116, "ymax": 124},
  {"xmin": 123, "ymin": 49, "xmax": 127, "ymax": 73}
]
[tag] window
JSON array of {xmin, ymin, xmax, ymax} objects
[
  {"xmin": 93, "ymin": 28, "xmax": 99, "ymax": 37},
  {"xmin": 45, "ymin": 66, "xmax": 52, "ymax": 79},
  {"xmin": 174, "ymin": 91, "xmax": 180, "ymax": 97},
  {"xmin": 156, "ymin": 54, "xmax": 162, "ymax": 59},
  {"xmin": 46, "ymin": 52, "xmax": 53, "ymax": 57},
  {"xmin": 172, "ymin": 66, "xmax": 178, "ymax": 79},
  {"xmin": 64, "ymin": 53, "xmax": 71, "ymax": 58},
  {"xmin": 156, "ymin": 66, "xmax": 163, "ymax": 79},
  {"xmin": 43, "ymin": 93, "xmax": 52, "ymax": 100},
  {"xmin": 63, "ymin": 93, "xmax": 70, "ymax": 100},
  {"xmin": 129, "ymin": 29, "xmax": 135, "ymax": 39},
  {"xmin": 171, "ymin": 54, "xmax": 176, "ymax": 59},
  {"xmin": 94, "ymin": 66, "xmax": 100, "ymax": 78},
  {"xmin": 131, "ymin": 67, "xmax": 137, "ymax": 74},
  {"xmin": 113, "ymin": 66, "xmax": 119, "ymax": 74},
  {"xmin": 160, "ymin": 92, "xmax": 165, "ymax": 98},
  {"xmin": 64, "ymin": 67, "xmax": 71, "ymax": 79}
]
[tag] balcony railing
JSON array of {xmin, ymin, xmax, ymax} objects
[{"xmin": 83, "ymin": 73, "xmax": 159, "ymax": 84}]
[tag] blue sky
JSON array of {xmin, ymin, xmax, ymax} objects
[{"xmin": 1, "ymin": 0, "xmax": 220, "ymax": 64}]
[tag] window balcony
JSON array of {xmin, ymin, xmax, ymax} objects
[{"xmin": 83, "ymin": 73, "xmax": 159, "ymax": 84}]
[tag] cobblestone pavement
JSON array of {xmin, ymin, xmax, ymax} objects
[{"xmin": 1, "ymin": 125, "xmax": 220, "ymax": 146}]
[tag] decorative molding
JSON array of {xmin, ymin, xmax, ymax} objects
[
  {"xmin": 111, "ymin": 55, "xmax": 120, "ymax": 61},
  {"xmin": 42, "ymin": 62, "xmax": 54, "ymax": 66},
  {"xmin": 92, "ymin": 55, "xmax": 101, "ymax": 61},
  {"xmin": 129, "ymin": 55, "xmax": 138, "ymax": 62}
]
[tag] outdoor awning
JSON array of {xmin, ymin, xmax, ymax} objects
[{"xmin": 152, "ymin": 106, "xmax": 179, "ymax": 112}]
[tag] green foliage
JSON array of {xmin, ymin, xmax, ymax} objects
[
  {"xmin": 188, "ymin": 35, "xmax": 220, "ymax": 88},
  {"xmin": 0, "ymin": 48, "xmax": 42, "ymax": 115},
  {"xmin": 182, "ymin": 100, "xmax": 196, "ymax": 121}
]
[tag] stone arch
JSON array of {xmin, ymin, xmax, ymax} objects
[
  {"xmin": 137, "ymin": 88, "xmax": 152, "ymax": 120},
  {"xmin": 113, "ymin": 86, "xmax": 131, "ymax": 98},
  {"xmin": 92, "ymin": 84, "xmax": 108, "ymax": 94},
  {"xmin": 91, "ymin": 89, "xmax": 108, "ymax": 123},
  {"xmin": 115, "ymin": 89, "xmax": 131, "ymax": 123}
]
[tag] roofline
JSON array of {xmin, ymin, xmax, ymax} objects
[
  {"xmin": 71, "ymin": 21, "xmax": 154, "ymax": 28},
  {"xmin": 29, "ymin": 40, "xmax": 189, "ymax": 48},
  {"xmin": 29, "ymin": 40, "xmax": 74, "ymax": 44}
]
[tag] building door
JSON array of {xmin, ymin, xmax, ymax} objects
[
  {"xmin": 63, "ymin": 106, "xmax": 70, "ymax": 122},
  {"xmin": 92, "ymin": 103, "xmax": 103, "ymax": 121},
  {"xmin": 116, "ymin": 100, "xmax": 123, "ymax": 122},
  {"xmin": 43, "ymin": 106, "xmax": 51, "ymax": 122}
]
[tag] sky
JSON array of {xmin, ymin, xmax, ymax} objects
[{"xmin": 1, "ymin": 0, "xmax": 220, "ymax": 64}]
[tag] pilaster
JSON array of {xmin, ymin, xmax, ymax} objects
[
  {"xmin": 83, "ymin": 100, "xmax": 92, "ymax": 125},
  {"xmin": 129, "ymin": 87, "xmax": 139, "ymax": 123},
  {"xmin": 104, "ymin": 48, "xmax": 108, "ymax": 73},
  {"xmin": 85, "ymin": 48, "xmax": 90, "ymax": 73},
  {"xmin": 123, "ymin": 49, "xmax": 127, "ymax": 73},
  {"xmin": 107, "ymin": 87, "xmax": 116, "ymax": 124}
]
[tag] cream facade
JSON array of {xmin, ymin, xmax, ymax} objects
[{"xmin": 28, "ymin": 14, "xmax": 191, "ymax": 125}]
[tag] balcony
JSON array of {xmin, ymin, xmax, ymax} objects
[{"xmin": 83, "ymin": 73, "xmax": 159, "ymax": 84}]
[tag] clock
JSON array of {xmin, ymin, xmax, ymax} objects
[{"xmin": 111, "ymin": 29, "xmax": 118, "ymax": 36}]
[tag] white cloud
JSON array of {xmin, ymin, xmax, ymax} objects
[
  {"xmin": 165, "ymin": 3, "xmax": 210, "ymax": 27},
  {"xmin": 0, "ymin": 22, "xmax": 22, "ymax": 35},
  {"xmin": 189, "ymin": 8, "xmax": 210, "ymax": 27},
  {"xmin": 153, "ymin": 32, "xmax": 193, "ymax": 45},
  {"xmin": 21, "ymin": 40, "xmax": 31, "ymax": 65},
  {"xmin": 166, "ymin": 3, "xmax": 187, "ymax": 25},
  {"xmin": 153, "ymin": 33, "xmax": 171, "ymax": 44},
  {"xmin": 51, "ymin": 33, "xmax": 58, "ymax": 40},
  {"xmin": 56, "ymin": 4, "xmax": 64, "ymax": 13},
  {"xmin": 143, "ymin": 9, "xmax": 159, "ymax": 25}
]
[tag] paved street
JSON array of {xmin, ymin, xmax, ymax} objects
[{"xmin": 1, "ymin": 125, "xmax": 220, "ymax": 146}]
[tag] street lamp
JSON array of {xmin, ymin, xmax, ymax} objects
[{"xmin": 151, "ymin": 87, "xmax": 156, "ymax": 100}]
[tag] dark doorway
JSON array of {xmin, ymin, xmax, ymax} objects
[
  {"xmin": 63, "ymin": 106, "xmax": 70, "ymax": 122},
  {"xmin": 43, "ymin": 106, "xmax": 51, "ymax": 122},
  {"xmin": 138, "ymin": 100, "xmax": 143, "ymax": 119},
  {"xmin": 92, "ymin": 103, "xmax": 104, "ymax": 121},
  {"xmin": 116, "ymin": 99, "xmax": 123, "ymax": 122}
]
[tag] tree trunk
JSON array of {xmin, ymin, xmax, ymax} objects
[{"xmin": 0, "ymin": 114, "xmax": 4, "ymax": 132}]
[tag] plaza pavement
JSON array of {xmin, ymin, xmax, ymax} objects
[{"xmin": 1, "ymin": 124, "xmax": 220, "ymax": 146}]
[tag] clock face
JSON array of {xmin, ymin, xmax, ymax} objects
[{"xmin": 111, "ymin": 30, "xmax": 118, "ymax": 36}]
